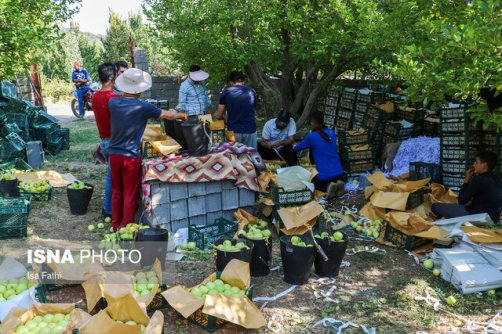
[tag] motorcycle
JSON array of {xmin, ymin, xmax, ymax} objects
[{"xmin": 70, "ymin": 82, "xmax": 99, "ymax": 118}]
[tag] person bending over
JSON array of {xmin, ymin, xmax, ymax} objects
[
  {"xmin": 432, "ymin": 151, "xmax": 502, "ymax": 223},
  {"xmin": 108, "ymin": 68, "xmax": 186, "ymax": 230},
  {"xmin": 258, "ymin": 110, "xmax": 297, "ymax": 166},
  {"xmin": 294, "ymin": 112, "xmax": 345, "ymax": 198}
]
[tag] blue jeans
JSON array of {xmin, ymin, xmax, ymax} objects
[
  {"xmin": 76, "ymin": 86, "xmax": 90, "ymax": 118},
  {"xmin": 234, "ymin": 132, "xmax": 257, "ymax": 149},
  {"xmin": 100, "ymin": 139, "xmax": 112, "ymax": 215}
]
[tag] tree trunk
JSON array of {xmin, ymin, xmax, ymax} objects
[
  {"xmin": 290, "ymin": 66, "xmax": 320, "ymax": 116},
  {"xmin": 296, "ymin": 61, "xmax": 346, "ymax": 129},
  {"xmin": 281, "ymin": 27, "xmax": 294, "ymax": 111},
  {"xmin": 244, "ymin": 61, "xmax": 281, "ymax": 119}
]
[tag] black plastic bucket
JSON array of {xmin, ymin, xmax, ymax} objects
[
  {"xmin": 314, "ymin": 232, "xmax": 348, "ymax": 278},
  {"xmin": 135, "ymin": 227, "xmax": 169, "ymax": 270},
  {"xmin": 164, "ymin": 119, "xmax": 188, "ymax": 151},
  {"xmin": 66, "ymin": 183, "xmax": 94, "ymax": 215},
  {"xmin": 0, "ymin": 179, "xmax": 18, "ymax": 197},
  {"xmin": 214, "ymin": 238, "xmax": 254, "ymax": 272},
  {"xmin": 280, "ymin": 235, "xmax": 316, "ymax": 285},
  {"xmin": 181, "ymin": 120, "xmax": 211, "ymax": 156},
  {"xmin": 242, "ymin": 235, "xmax": 272, "ymax": 277}
]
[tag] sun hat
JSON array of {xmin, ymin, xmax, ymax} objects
[
  {"xmin": 114, "ymin": 68, "xmax": 152, "ymax": 94},
  {"xmin": 188, "ymin": 65, "xmax": 209, "ymax": 82}
]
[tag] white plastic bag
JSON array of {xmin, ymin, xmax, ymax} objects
[{"xmin": 276, "ymin": 166, "xmax": 314, "ymax": 191}]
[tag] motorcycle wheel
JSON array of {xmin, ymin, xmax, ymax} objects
[{"xmin": 71, "ymin": 99, "xmax": 83, "ymax": 118}]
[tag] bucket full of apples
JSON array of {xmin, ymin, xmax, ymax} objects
[{"xmin": 67, "ymin": 181, "xmax": 94, "ymax": 215}]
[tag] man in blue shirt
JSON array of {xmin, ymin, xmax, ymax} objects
[
  {"xmin": 109, "ymin": 68, "xmax": 185, "ymax": 230},
  {"xmin": 71, "ymin": 61, "xmax": 91, "ymax": 119},
  {"xmin": 215, "ymin": 71, "xmax": 257, "ymax": 148},
  {"xmin": 175, "ymin": 65, "xmax": 211, "ymax": 118},
  {"xmin": 294, "ymin": 112, "xmax": 345, "ymax": 198}
]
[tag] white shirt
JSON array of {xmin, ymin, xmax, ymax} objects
[{"xmin": 262, "ymin": 118, "xmax": 296, "ymax": 149}]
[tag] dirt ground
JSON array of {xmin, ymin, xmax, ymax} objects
[{"xmin": 2, "ymin": 120, "xmax": 501, "ymax": 334}]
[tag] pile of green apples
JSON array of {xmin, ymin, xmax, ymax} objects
[
  {"xmin": 350, "ymin": 219, "xmax": 382, "ymax": 239},
  {"xmin": 119, "ymin": 223, "xmax": 148, "ymax": 241},
  {"xmin": 19, "ymin": 180, "xmax": 51, "ymax": 193},
  {"xmin": 290, "ymin": 235, "xmax": 313, "ymax": 247},
  {"xmin": 0, "ymin": 277, "xmax": 32, "ymax": 302},
  {"xmin": 237, "ymin": 221, "xmax": 271, "ymax": 240},
  {"xmin": 314, "ymin": 231, "xmax": 345, "ymax": 242},
  {"xmin": 133, "ymin": 271, "xmax": 159, "ymax": 298},
  {"xmin": 216, "ymin": 240, "xmax": 250, "ymax": 252},
  {"xmin": 14, "ymin": 313, "xmax": 71, "ymax": 334},
  {"xmin": 117, "ymin": 320, "xmax": 146, "ymax": 333},
  {"xmin": 0, "ymin": 172, "xmax": 16, "ymax": 181},
  {"xmin": 67, "ymin": 181, "xmax": 92, "ymax": 190},
  {"xmin": 98, "ymin": 232, "xmax": 120, "ymax": 251},
  {"xmin": 179, "ymin": 242, "xmax": 197, "ymax": 251},
  {"xmin": 190, "ymin": 279, "xmax": 246, "ymax": 298}
]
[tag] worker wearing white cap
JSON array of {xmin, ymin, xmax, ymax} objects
[{"xmin": 175, "ymin": 65, "xmax": 211, "ymax": 117}]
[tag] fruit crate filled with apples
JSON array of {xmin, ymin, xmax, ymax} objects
[
  {"xmin": 19, "ymin": 180, "xmax": 52, "ymax": 201},
  {"xmin": 188, "ymin": 218, "xmax": 237, "ymax": 250},
  {"xmin": 237, "ymin": 220, "xmax": 272, "ymax": 240}
]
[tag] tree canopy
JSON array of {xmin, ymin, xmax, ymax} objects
[{"xmin": 0, "ymin": 0, "xmax": 80, "ymax": 79}]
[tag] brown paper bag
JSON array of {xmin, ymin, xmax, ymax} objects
[
  {"xmin": 349, "ymin": 144, "xmax": 370, "ymax": 151},
  {"xmin": 0, "ymin": 303, "xmax": 75, "ymax": 334},
  {"xmin": 460, "ymin": 226, "xmax": 502, "ymax": 244},
  {"xmin": 142, "ymin": 124, "xmax": 164, "ymax": 141},
  {"xmin": 370, "ymin": 191, "xmax": 410, "ymax": 211},
  {"xmin": 359, "ymin": 202, "xmax": 387, "ymax": 221},
  {"xmin": 414, "ymin": 226, "xmax": 452, "ymax": 242},
  {"xmin": 16, "ymin": 171, "xmax": 71, "ymax": 188},
  {"xmin": 47, "ymin": 257, "xmax": 104, "ymax": 282},
  {"xmin": 150, "ymin": 137, "xmax": 181, "ymax": 156},
  {"xmin": 257, "ymin": 171, "xmax": 277, "ymax": 193},
  {"xmin": 392, "ymin": 178, "xmax": 430, "ymax": 192},
  {"xmin": 210, "ymin": 120, "xmax": 225, "ymax": 130},
  {"xmin": 277, "ymin": 201, "xmax": 324, "ymax": 230},
  {"xmin": 78, "ymin": 301, "xmax": 163, "ymax": 334},
  {"xmin": 234, "ymin": 208, "xmax": 258, "ymax": 232},
  {"xmin": 162, "ymin": 259, "xmax": 266, "ymax": 329},
  {"xmin": 430, "ymin": 183, "xmax": 458, "ymax": 204},
  {"xmin": 367, "ymin": 172, "xmax": 394, "ymax": 190},
  {"xmin": 375, "ymin": 101, "xmax": 394, "ymax": 113},
  {"xmin": 386, "ymin": 211, "xmax": 434, "ymax": 235},
  {"xmin": 280, "ymin": 217, "xmax": 317, "ymax": 235}
]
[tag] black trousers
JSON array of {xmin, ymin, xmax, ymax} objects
[
  {"xmin": 431, "ymin": 203, "xmax": 470, "ymax": 219},
  {"xmin": 257, "ymin": 143, "xmax": 298, "ymax": 166},
  {"xmin": 312, "ymin": 174, "xmax": 347, "ymax": 192}
]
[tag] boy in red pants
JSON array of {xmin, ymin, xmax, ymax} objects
[{"xmin": 109, "ymin": 68, "xmax": 186, "ymax": 230}]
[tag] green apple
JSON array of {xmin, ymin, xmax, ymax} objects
[
  {"xmin": 446, "ymin": 295, "xmax": 457, "ymax": 305},
  {"xmin": 87, "ymin": 225, "xmax": 95, "ymax": 232},
  {"xmin": 433, "ymin": 269, "xmax": 440, "ymax": 276},
  {"xmin": 105, "ymin": 217, "xmax": 112, "ymax": 223},
  {"xmin": 423, "ymin": 259, "xmax": 434, "ymax": 269},
  {"xmin": 180, "ymin": 243, "xmax": 188, "ymax": 250},
  {"xmin": 487, "ymin": 289, "xmax": 496, "ymax": 296},
  {"xmin": 187, "ymin": 242, "xmax": 196, "ymax": 250},
  {"xmin": 97, "ymin": 223, "xmax": 104, "ymax": 229},
  {"xmin": 332, "ymin": 231, "xmax": 343, "ymax": 241},
  {"xmin": 291, "ymin": 236, "xmax": 301, "ymax": 244},
  {"xmin": 126, "ymin": 321, "xmax": 137, "ymax": 326}
]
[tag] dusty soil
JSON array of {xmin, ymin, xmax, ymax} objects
[{"xmin": 2, "ymin": 120, "xmax": 501, "ymax": 334}]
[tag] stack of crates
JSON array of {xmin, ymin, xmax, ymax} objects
[
  {"xmin": 363, "ymin": 105, "xmax": 395, "ymax": 166},
  {"xmin": 353, "ymin": 90, "xmax": 374, "ymax": 129},
  {"xmin": 322, "ymin": 86, "xmax": 341, "ymax": 129},
  {"xmin": 335, "ymin": 88, "xmax": 357, "ymax": 130},
  {"xmin": 340, "ymin": 144, "xmax": 374, "ymax": 174},
  {"xmin": 440, "ymin": 105, "xmax": 479, "ymax": 190},
  {"xmin": 383, "ymin": 121, "xmax": 414, "ymax": 146},
  {"xmin": 396, "ymin": 106, "xmax": 426, "ymax": 133}
]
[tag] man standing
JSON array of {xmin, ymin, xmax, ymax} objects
[
  {"xmin": 71, "ymin": 61, "xmax": 91, "ymax": 119},
  {"xmin": 109, "ymin": 68, "xmax": 186, "ymax": 229},
  {"xmin": 215, "ymin": 71, "xmax": 257, "ymax": 148},
  {"xmin": 432, "ymin": 151, "xmax": 502, "ymax": 223},
  {"xmin": 258, "ymin": 110, "xmax": 298, "ymax": 166},
  {"xmin": 91, "ymin": 63, "xmax": 119, "ymax": 219},
  {"xmin": 113, "ymin": 60, "xmax": 128, "ymax": 95},
  {"xmin": 176, "ymin": 65, "xmax": 211, "ymax": 118}
]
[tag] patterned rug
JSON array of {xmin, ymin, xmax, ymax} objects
[{"xmin": 142, "ymin": 144, "xmax": 261, "ymax": 216}]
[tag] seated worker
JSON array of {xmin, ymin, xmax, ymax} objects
[
  {"xmin": 432, "ymin": 151, "xmax": 502, "ymax": 223},
  {"xmin": 108, "ymin": 68, "xmax": 186, "ymax": 230},
  {"xmin": 294, "ymin": 112, "xmax": 345, "ymax": 198},
  {"xmin": 257, "ymin": 110, "xmax": 297, "ymax": 166}
]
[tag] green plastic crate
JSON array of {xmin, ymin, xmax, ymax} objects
[
  {"xmin": 0, "ymin": 213, "xmax": 28, "ymax": 239},
  {"xmin": 6, "ymin": 132, "xmax": 26, "ymax": 151},
  {"xmin": 188, "ymin": 218, "xmax": 237, "ymax": 250},
  {"xmin": 211, "ymin": 129, "xmax": 226, "ymax": 145},
  {"xmin": 0, "ymin": 196, "xmax": 30, "ymax": 214},
  {"xmin": 269, "ymin": 183, "xmax": 314, "ymax": 207},
  {"xmin": 406, "ymin": 188, "xmax": 424, "ymax": 210},
  {"xmin": 20, "ymin": 186, "xmax": 52, "ymax": 201},
  {"xmin": 341, "ymin": 147, "xmax": 373, "ymax": 161},
  {"xmin": 0, "ymin": 158, "xmax": 32, "ymax": 173},
  {"xmin": 342, "ymin": 159, "xmax": 374, "ymax": 174},
  {"xmin": 409, "ymin": 162, "xmax": 442, "ymax": 184},
  {"xmin": 383, "ymin": 223, "xmax": 430, "ymax": 251},
  {"xmin": 47, "ymin": 136, "xmax": 63, "ymax": 155},
  {"xmin": 338, "ymin": 129, "xmax": 369, "ymax": 146}
]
